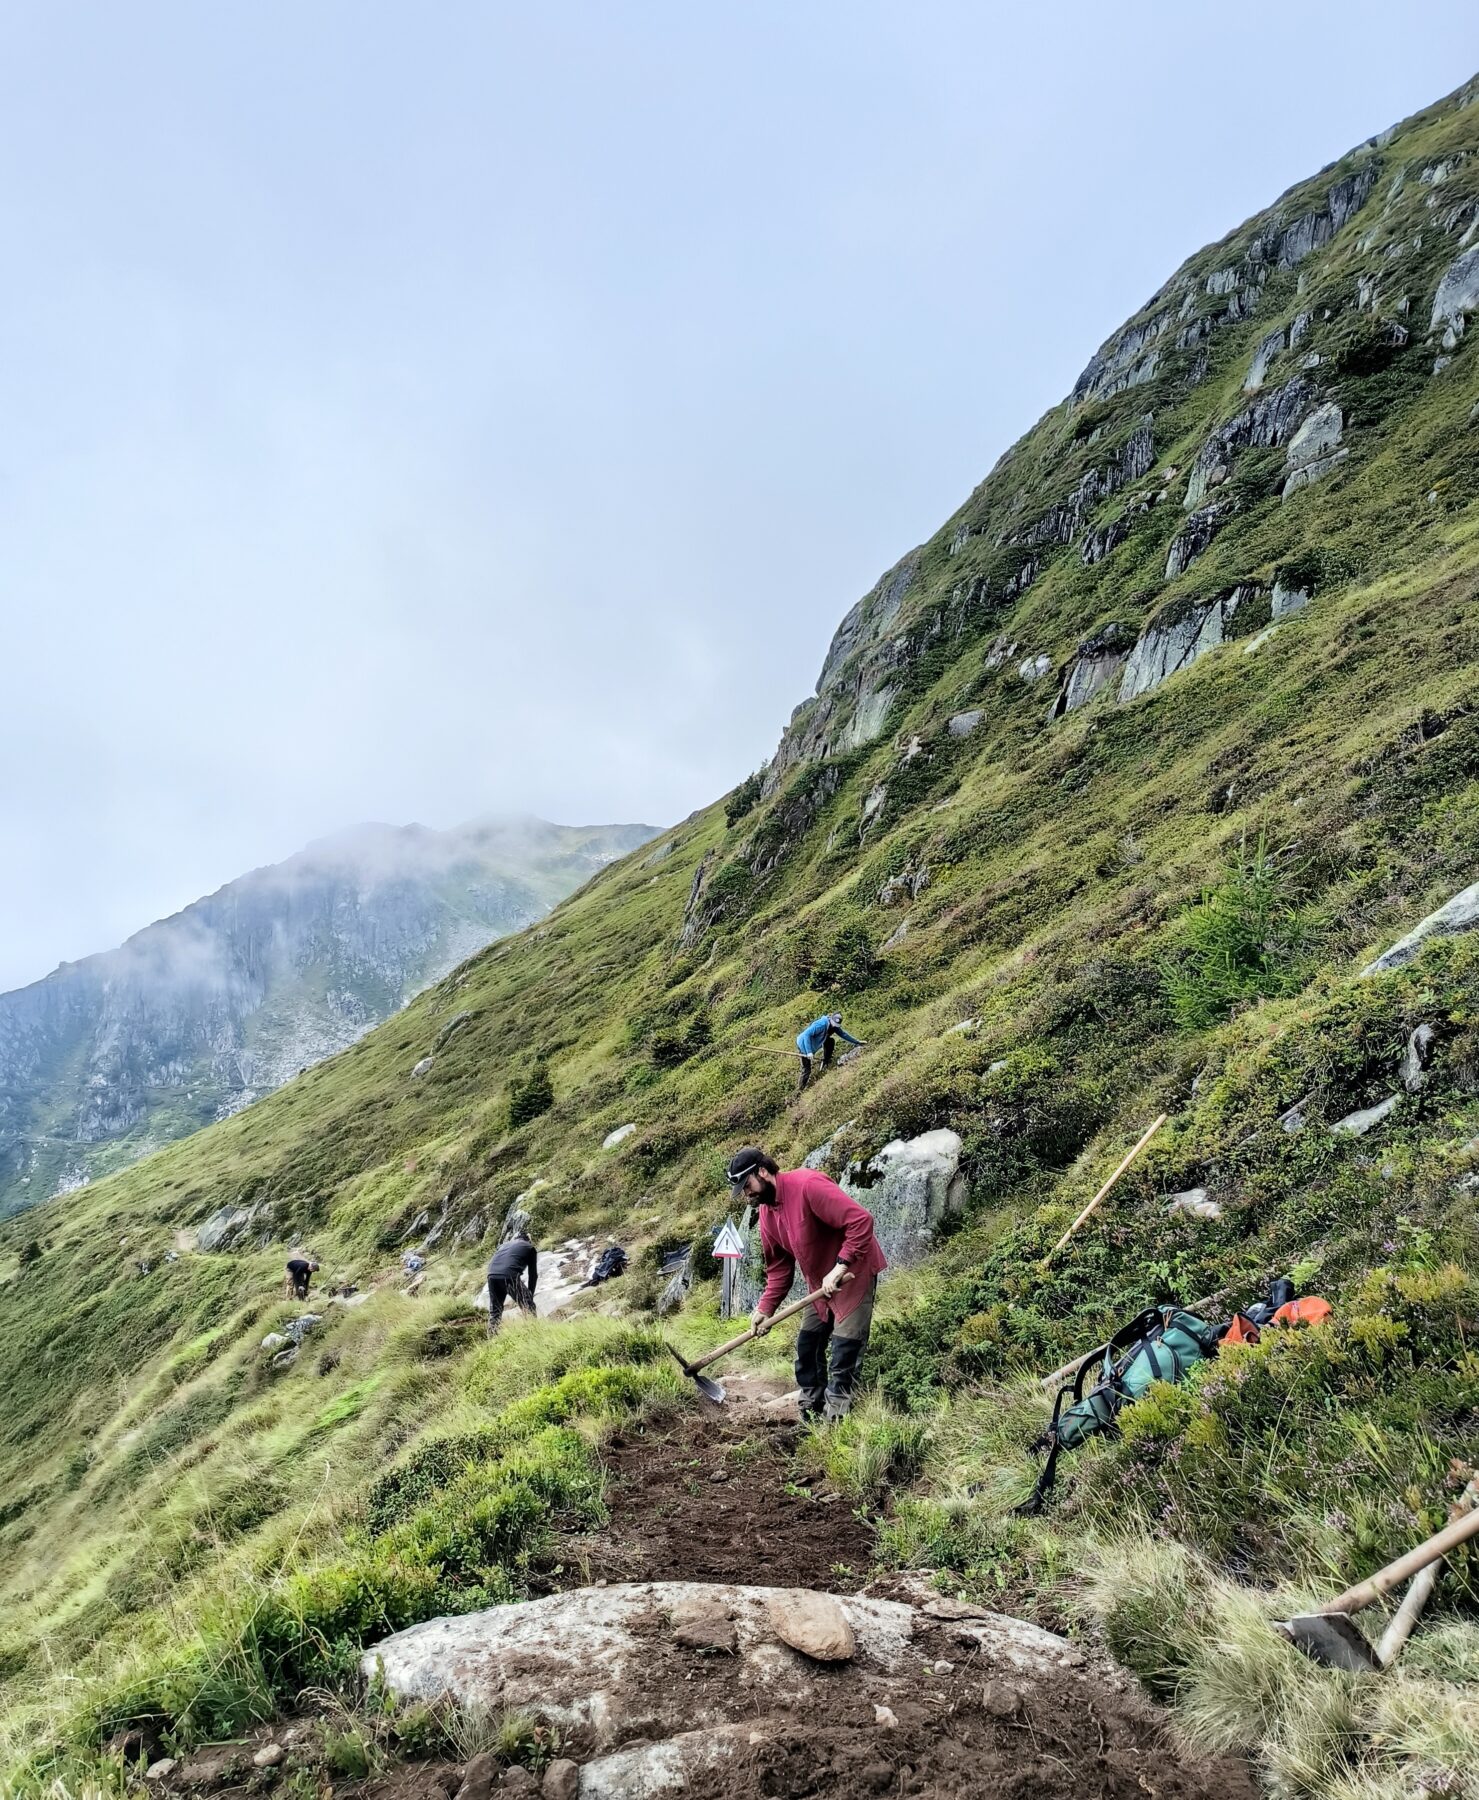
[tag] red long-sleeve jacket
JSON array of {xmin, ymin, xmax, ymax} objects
[{"xmin": 757, "ymin": 1169, "xmax": 887, "ymax": 1324}]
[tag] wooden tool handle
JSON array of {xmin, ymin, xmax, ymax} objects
[
  {"xmin": 689, "ymin": 1286, "xmax": 831, "ymax": 1373},
  {"xmin": 1041, "ymin": 1114, "xmax": 1167, "ymax": 1266},
  {"xmin": 1325, "ymin": 1502, "xmax": 1479, "ymax": 1616}
]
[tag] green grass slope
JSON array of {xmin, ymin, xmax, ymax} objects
[{"xmin": 5, "ymin": 76, "xmax": 1479, "ymax": 1800}]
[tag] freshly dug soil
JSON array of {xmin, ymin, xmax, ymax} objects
[{"xmin": 537, "ymin": 1401, "xmax": 876, "ymax": 1593}]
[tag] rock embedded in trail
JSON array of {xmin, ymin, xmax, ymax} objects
[
  {"xmin": 454, "ymin": 1750, "xmax": 497, "ymax": 1800},
  {"xmin": 768, "ymin": 1589, "xmax": 856, "ymax": 1662}
]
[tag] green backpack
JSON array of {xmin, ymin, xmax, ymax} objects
[{"xmin": 1019, "ymin": 1305, "xmax": 1219, "ymax": 1513}]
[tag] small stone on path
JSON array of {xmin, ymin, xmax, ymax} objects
[
  {"xmin": 670, "ymin": 1593, "xmax": 738, "ymax": 1653},
  {"xmin": 455, "ymin": 1751, "xmax": 497, "ymax": 1800},
  {"xmin": 253, "ymin": 1745, "xmax": 285, "ymax": 1769},
  {"xmin": 874, "ymin": 1703, "xmax": 899, "ymax": 1729},
  {"xmin": 767, "ymin": 1588, "xmax": 856, "ymax": 1662},
  {"xmin": 500, "ymin": 1770, "xmax": 535, "ymax": 1795},
  {"xmin": 146, "ymin": 1760, "xmax": 177, "ymax": 1781},
  {"xmin": 541, "ymin": 1759, "xmax": 579, "ymax": 1800}
]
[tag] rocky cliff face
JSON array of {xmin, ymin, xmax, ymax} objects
[
  {"xmin": 759, "ymin": 78, "xmax": 1479, "ymax": 792},
  {"xmin": 0, "ymin": 817, "xmax": 655, "ymax": 1213}
]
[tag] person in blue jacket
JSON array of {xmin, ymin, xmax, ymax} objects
[{"xmin": 796, "ymin": 1012, "xmax": 864, "ymax": 1091}]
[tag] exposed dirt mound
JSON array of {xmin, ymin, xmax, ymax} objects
[
  {"xmin": 361, "ymin": 1580, "xmax": 1256, "ymax": 1800},
  {"xmin": 537, "ymin": 1388, "xmax": 875, "ymax": 1593}
]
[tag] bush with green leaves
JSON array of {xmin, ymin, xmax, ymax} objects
[
  {"xmin": 506, "ymin": 1060, "xmax": 554, "ymax": 1128},
  {"xmin": 1160, "ymin": 835, "xmax": 1312, "ymax": 1029}
]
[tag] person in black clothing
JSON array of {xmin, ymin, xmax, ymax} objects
[
  {"xmin": 485, "ymin": 1232, "xmax": 539, "ymax": 1336},
  {"xmin": 285, "ymin": 1254, "xmax": 319, "ymax": 1300}
]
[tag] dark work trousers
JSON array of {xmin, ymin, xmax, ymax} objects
[
  {"xmin": 795, "ymin": 1277, "xmax": 877, "ymax": 1420},
  {"xmin": 288, "ymin": 1268, "xmax": 311, "ymax": 1300},
  {"xmin": 797, "ymin": 1033, "xmax": 837, "ymax": 1092},
  {"xmin": 486, "ymin": 1274, "xmax": 536, "ymax": 1336}
]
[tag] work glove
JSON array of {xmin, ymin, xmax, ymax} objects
[{"xmin": 751, "ymin": 1308, "xmax": 773, "ymax": 1337}]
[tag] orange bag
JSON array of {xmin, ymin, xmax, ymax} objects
[
  {"xmin": 1271, "ymin": 1295, "xmax": 1333, "ymax": 1327},
  {"xmin": 1221, "ymin": 1313, "xmax": 1261, "ymax": 1345}
]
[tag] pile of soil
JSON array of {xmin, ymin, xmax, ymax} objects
[
  {"xmin": 537, "ymin": 1398, "xmax": 875, "ymax": 1593},
  {"xmin": 601, "ymin": 1607, "xmax": 1254, "ymax": 1800}
]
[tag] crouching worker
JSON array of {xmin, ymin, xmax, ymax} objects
[
  {"xmin": 485, "ymin": 1231, "xmax": 538, "ymax": 1336},
  {"xmin": 727, "ymin": 1145, "xmax": 887, "ymax": 1423},
  {"xmin": 795, "ymin": 1012, "xmax": 864, "ymax": 1091},
  {"xmin": 284, "ymin": 1253, "xmax": 319, "ymax": 1300}
]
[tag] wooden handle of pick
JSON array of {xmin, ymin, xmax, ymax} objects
[
  {"xmin": 1040, "ymin": 1114, "xmax": 1167, "ymax": 1267},
  {"xmin": 689, "ymin": 1286, "xmax": 832, "ymax": 1373},
  {"xmin": 1325, "ymin": 1502, "xmax": 1479, "ymax": 1617}
]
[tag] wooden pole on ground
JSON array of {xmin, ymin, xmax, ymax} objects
[{"xmin": 1039, "ymin": 1114, "xmax": 1167, "ymax": 1269}]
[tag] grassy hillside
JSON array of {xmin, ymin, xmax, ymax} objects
[{"xmin": 5, "ymin": 76, "xmax": 1479, "ymax": 1800}]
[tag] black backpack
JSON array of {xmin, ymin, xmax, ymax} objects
[{"xmin": 1018, "ymin": 1305, "xmax": 1220, "ymax": 1514}]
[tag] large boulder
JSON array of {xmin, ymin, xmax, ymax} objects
[
  {"xmin": 844, "ymin": 1128, "xmax": 968, "ymax": 1265},
  {"xmin": 195, "ymin": 1204, "xmax": 261, "ymax": 1253}
]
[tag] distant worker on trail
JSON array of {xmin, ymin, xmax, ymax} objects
[
  {"xmin": 795, "ymin": 1012, "xmax": 864, "ymax": 1091},
  {"xmin": 485, "ymin": 1231, "xmax": 539, "ymax": 1336},
  {"xmin": 727, "ymin": 1146, "xmax": 887, "ymax": 1423},
  {"xmin": 285, "ymin": 1253, "xmax": 319, "ymax": 1300}
]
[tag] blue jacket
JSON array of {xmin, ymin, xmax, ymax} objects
[{"xmin": 796, "ymin": 1015, "xmax": 862, "ymax": 1056}]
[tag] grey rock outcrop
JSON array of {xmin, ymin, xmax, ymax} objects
[
  {"xmin": 1399, "ymin": 1023, "xmax": 1436, "ymax": 1092},
  {"xmin": 1052, "ymin": 623, "xmax": 1134, "ymax": 716},
  {"xmin": 1184, "ymin": 376, "xmax": 1315, "ymax": 508},
  {"xmin": 1282, "ymin": 402, "xmax": 1348, "ymax": 496},
  {"xmin": 947, "ymin": 709, "xmax": 984, "ymax": 738},
  {"xmin": 195, "ymin": 1204, "xmax": 261, "ymax": 1253},
  {"xmin": 1018, "ymin": 653, "xmax": 1053, "ymax": 682},
  {"xmin": 1271, "ymin": 575, "xmax": 1311, "ymax": 617},
  {"xmin": 1362, "ymin": 879, "xmax": 1479, "ymax": 973},
  {"xmin": 1431, "ymin": 243, "xmax": 1479, "ymax": 330},
  {"xmin": 1120, "ymin": 590, "xmax": 1245, "ymax": 703},
  {"xmin": 765, "ymin": 556, "xmax": 917, "ymax": 789},
  {"xmin": 1166, "ymin": 1188, "xmax": 1222, "ymax": 1222},
  {"xmin": 1332, "ymin": 1095, "xmax": 1400, "ymax": 1137},
  {"xmin": 602, "ymin": 1123, "xmax": 637, "ymax": 1150},
  {"xmin": 411, "ymin": 1057, "xmax": 434, "ymax": 1078},
  {"xmin": 1165, "ymin": 502, "xmax": 1231, "ymax": 579},
  {"xmin": 1244, "ymin": 326, "xmax": 1287, "ymax": 391}
]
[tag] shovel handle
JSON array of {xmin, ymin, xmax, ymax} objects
[
  {"xmin": 1325, "ymin": 1500, "xmax": 1479, "ymax": 1617},
  {"xmin": 688, "ymin": 1286, "xmax": 832, "ymax": 1374}
]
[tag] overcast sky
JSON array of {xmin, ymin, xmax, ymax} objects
[{"xmin": 1, "ymin": 4, "xmax": 1475, "ymax": 991}]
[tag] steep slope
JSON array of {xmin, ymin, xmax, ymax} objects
[
  {"xmin": 0, "ymin": 818, "xmax": 656, "ymax": 1215},
  {"xmin": 3, "ymin": 75, "xmax": 1479, "ymax": 1800}
]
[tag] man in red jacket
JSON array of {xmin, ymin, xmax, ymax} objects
[{"xmin": 727, "ymin": 1145, "xmax": 888, "ymax": 1423}]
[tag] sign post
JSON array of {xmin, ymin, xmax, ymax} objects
[{"xmin": 714, "ymin": 1218, "xmax": 745, "ymax": 1317}]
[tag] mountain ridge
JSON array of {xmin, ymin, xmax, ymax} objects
[{"xmin": 0, "ymin": 816, "xmax": 657, "ymax": 1214}]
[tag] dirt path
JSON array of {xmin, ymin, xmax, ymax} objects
[{"xmin": 537, "ymin": 1374, "xmax": 875, "ymax": 1594}]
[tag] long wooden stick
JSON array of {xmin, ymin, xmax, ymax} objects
[
  {"xmin": 1040, "ymin": 1114, "xmax": 1167, "ymax": 1267},
  {"xmin": 1375, "ymin": 1472, "xmax": 1479, "ymax": 1667},
  {"xmin": 1323, "ymin": 1505, "xmax": 1479, "ymax": 1618},
  {"xmin": 686, "ymin": 1285, "xmax": 833, "ymax": 1373}
]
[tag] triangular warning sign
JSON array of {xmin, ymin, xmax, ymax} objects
[{"xmin": 713, "ymin": 1219, "xmax": 746, "ymax": 1259}]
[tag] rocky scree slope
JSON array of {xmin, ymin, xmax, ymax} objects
[
  {"xmin": 3, "ymin": 75, "xmax": 1479, "ymax": 1800},
  {"xmin": 0, "ymin": 818, "xmax": 654, "ymax": 1218}
]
